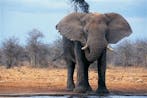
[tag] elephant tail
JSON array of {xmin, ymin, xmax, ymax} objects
[{"xmin": 52, "ymin": 52, "xmax": 64, "ymax": 61}]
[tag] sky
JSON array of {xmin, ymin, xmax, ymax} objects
[{"xmin": 0, "ymin": 0, "xmax": 147, "ymax": 46}]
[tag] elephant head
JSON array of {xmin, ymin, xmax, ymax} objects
[{"xmin": 56, "ymin": 12, "xmax": 132, "ymax": 62}]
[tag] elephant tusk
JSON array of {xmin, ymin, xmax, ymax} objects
[
  {"xmin": 107, "ymin": 44, "xmax": 114, "ymax": 51},
  {"xmin": 81, "ymin": 44, "xmax": 88, "ymax": 50},
  {"xmin": 70, "ymin": 39, "xmax": 74, "ymax": 41}
]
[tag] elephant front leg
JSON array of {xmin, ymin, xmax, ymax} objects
[
  {"xmin": 74, "ymin": 41, "xmax": 91, "ymax": 93},
  {"xmin": 96, "ymin": 49, "xmax": 109, "ymax": 95},
  {"xmin": 66, "ymin": 60, "xmax": 75, "ymax": 91}
]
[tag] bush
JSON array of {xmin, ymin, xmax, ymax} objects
[
  {"xmin": 1, "ymin": 37, "xmax": 24, "ymax": 68},
  {"xmin": 108, "ymin": 40, "xmax": 147, "ymax": 67},
  {"xmin": 26, "ymin": 29, "xmax": 50, "ymax": 67}
]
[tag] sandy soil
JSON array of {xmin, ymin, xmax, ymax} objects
[{"xmin": 0, "ymin": 65, "xmax": 147, "ymax": 95}]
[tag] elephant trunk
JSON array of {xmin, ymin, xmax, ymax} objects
[{"xmin": 83, "ymin": 37, "xmax": 107, "ymax": 62}]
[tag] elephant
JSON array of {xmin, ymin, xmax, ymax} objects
[{"xmin": 56, "ymin": 12, "xmax": 132, "ymax": 94}]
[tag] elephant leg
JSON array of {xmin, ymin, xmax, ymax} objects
[
  {"xmin": 73, "ymin": 41, "xmax": 90, "ymax": 93},
  {"xmin": 85, "ymin": 64, "xmax": 92, "ymax": 92},
  {"xmin": 66, "ymin": 60, "xmax": 75, "ymax": 91},
  {"xmin": 96, "ymin": 48, "xmax": 109, "ymax": 94}
]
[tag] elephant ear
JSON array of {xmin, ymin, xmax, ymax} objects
[
  {"xmin": 56, "ymin": 13, "xmax": 86, "ymax": 44},
  {"xmin": 105, "ymin": 13, "xmax": 132, "ymax": 44}
]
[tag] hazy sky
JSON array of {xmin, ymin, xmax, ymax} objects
[{"xmin": 0, "ymin": 0, "xmax": 147, "ymax": 45}]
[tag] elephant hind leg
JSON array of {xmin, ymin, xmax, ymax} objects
[
  {"xmin": 66, "ymin": 60, "xmax": 75, "ymax": 91},
  {"xmin": 85, "ymin": 64, "xmax": 92, "ymax": 92}
]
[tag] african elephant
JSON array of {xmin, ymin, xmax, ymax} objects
[{"xmin": 56, "ymin": 12, "xmax": 132, "ymax": 94}]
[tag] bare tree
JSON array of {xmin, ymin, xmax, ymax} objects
[
  {"xmin": 48, "ymin": 38, "xmax": 65, "ymax": 67},
  {"xmin": 119, "ymin": 41, "xmax": 135, "ymax": 66},
  {"xmin": 0, "ymin": 49, "xmax": 3, "ymax": 65},
  {"xmin": 108, "ymin": 40, "xmax": 147, "ymax": 67},
  {"xmin": 37, "ymin": 44, "xmax": 50, "ymax": 67},
  {"xmin": 26, "ymin": 29, "xmax": 50, "ymax": 67},
  {"xmin": 1, "ymin": 37, "xmax": 23, "ymax": 68},
  {"xmin": 70, "ymin": 0, "xmax": 89, "ymax": 13},
  {"xmin": 134, "ymin": 40, "xmax": 147, "ymax": 67},
  {"xmin": 49, "ymin": 38, "xmax": 63, "ymax": 59}
]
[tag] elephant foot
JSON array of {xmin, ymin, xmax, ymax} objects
[
  {"xmin": 96, "ymin": 87, "xmax": 109, "ymax": 95},
  {"xmin": 67, "ymin": 83, "xmax": 75, "ymax": 91},
  {"xmin": 74, "ymin": 85, "xmax": 92, "ymax": 93},
  {"xmin": 6, "ymin": 66, "xmax": 11, "ymax": 69}
]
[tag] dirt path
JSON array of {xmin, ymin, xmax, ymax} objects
[{"xmin": 0, "ymin": 66, "xmax": 147, "ymax": 95}]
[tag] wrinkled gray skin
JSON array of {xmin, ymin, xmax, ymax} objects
[{"xmin": 56, "ymin": 12, "xmax": 132, "ymax": 94}]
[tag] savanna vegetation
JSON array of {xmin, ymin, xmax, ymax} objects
[
  {"xmin": 0, "ymin": 0, "xmax": 146, "ymax": 69},
  {"xmin": 0, "ymin": 28, "xmax": 146, "ymax": 68},
  {"xmin": 0, "ymin": 0, "xmax": 146, "ymax": 95}
]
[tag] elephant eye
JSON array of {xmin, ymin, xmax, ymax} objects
[
  {"xmin": 83, "ymin": 29, "xmax": 88, "ymax": 39},
  {"xmin": 84, "ymin": 32, "xmax": 88, "ymax": 40},
  {"xmin": 84, "ymin": 27, "xmax": 88, "ymax": 33},
  {"xmin": 98, "ymin": 20, "xmax": 102, "ymax": 24},
  {"xmin": 85, "ymin": 29, "xmax": 88, "ymax": 33}
]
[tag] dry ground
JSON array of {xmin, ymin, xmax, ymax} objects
[{"xmin": 0, "ymin": 65, "xmax": 147, "ymax": 95}]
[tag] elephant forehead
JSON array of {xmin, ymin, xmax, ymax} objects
[
  {"xmin": 89, "ymin": 13, "xmax": 105, "ymax": 22},
  {"xmin": 93, "ymin": 12, "xmax": 101, "ymax": 16}
]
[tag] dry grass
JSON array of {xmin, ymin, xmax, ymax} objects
[{"xmin": 0, "ymin": 65, "xmax": 147, "ymax": 95}]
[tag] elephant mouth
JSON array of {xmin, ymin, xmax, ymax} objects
[
  {"xmin": 81, "ymin": 42, "xmax": 113, "ymax": 62},
  {"xmin": 82, "ymin": 43, "xmax": 114, "ymax": 51},
  {"xmin": 81, "ymin": 42, "xmax": 97, "ymax": 62},
  {"xmin": 81, "ymin": 43, "xmax": 91, "ymax": 55}
]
